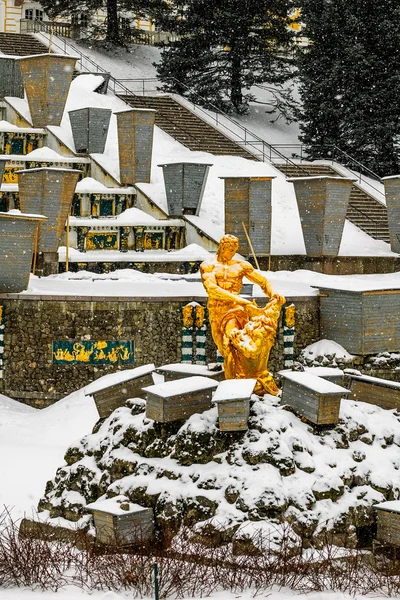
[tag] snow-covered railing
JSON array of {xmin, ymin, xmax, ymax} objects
[
  {"xmin": 31, "ymin": 30, "xmax": 386, "ymax": 211},
  {"xmin": 273, "ymin": 143, "xmax": 385, "ymax": 201}
]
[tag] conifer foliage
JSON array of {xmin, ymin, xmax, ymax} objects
[
  {"xmin": 297, "ymin": 0, "xmax": 400, "ymax": 177},
  {"xmin": 156, "ymin": 0, "xmax": 296, "ymax": 114},
  {"xmin": 39, "ymin": 0, "xmax": 162, "ymax": 44}
]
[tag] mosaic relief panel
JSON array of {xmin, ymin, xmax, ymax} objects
[{"xmin": 52, "ymin": 340, "xmax": 134, "ymax": 365}]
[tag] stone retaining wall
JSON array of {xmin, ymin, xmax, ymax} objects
[{"xmin": 0, "ymin": 295, "xmax": 319, "ymax": 407}]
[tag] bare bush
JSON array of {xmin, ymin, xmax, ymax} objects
[
  {"xmin": 0, "ymin": 509, "xmax": 75, "ymax": 590},
  {"xmin": 0, "ymin": 508, "xmax": 399, "ymax": 596}
]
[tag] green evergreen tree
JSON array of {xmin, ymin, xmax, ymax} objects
[
  {"xmin": 156, "ymin": 0, "xmax": 296, "ymax": 114},
  {"xmin": 297, "ymin": 0, "xmax": 400, "ymax": 177}
]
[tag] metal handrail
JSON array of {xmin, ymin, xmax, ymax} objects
[
  {"xmin": 256, "ymin": 142, "xmax": 385, "ymax": 200},
  {"xmin": 33, "ymin": 31, "xmax": 386, "ymax": 231},
  {"xmin": 108, "ymin": 77, "xmax": 316, "ymax": 174},
  {"xmin": 110, "ymin": 77, "xmax": 386, "ymax": 201}
]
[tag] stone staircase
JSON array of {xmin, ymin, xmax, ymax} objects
[
  {"xmin": 117, "ymin": 93, "xmax": 257, "ymax": 160},
  {"xmin": 120, "ymin": 93, "xmax": 389, "ymax": 243},
  {"xmin": 275, "ymin": 162, "xmax": 390, "ymax": 243},
  {"xmin": 0, "ymin": 32, "xmax": 49, "ymax": 56}
]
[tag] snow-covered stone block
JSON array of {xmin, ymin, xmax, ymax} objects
[
  {"xmin": 280, "ymin": 371, "xmax": 348, "ymax": 425},
  {"xmin": 143, "ymin": 375, "xmax": 218, "ymax": 422},
  {"xmin": 319, "ymin": 285, "xmax": 400, "ymax": 355},
  {"xmin": 348, "ymin": 373, "xmax": 400, "ymax": 410},
  {"xmin": 374, "ymin": 501, "xmax": 400, "ymax": 547},
  {"xmin": 86, "ymin": 495, "xmax": 154, "ymax": 545},
  {"xmin": 303, "ymin": 366, "xmax": 344, "ymax": 385},
  {"xmin": 156, "ymin": 362, "xmax": 224, "ymax": 382},
  {"xmin": 84, "ymin": 363, "xmax": 155, "ymax": 419},
  {"xmin": 214, "ymin": 379, "xmax": 256, "ymax": 431}
]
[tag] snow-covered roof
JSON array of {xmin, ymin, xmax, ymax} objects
[
  {"xmin": 75, "ymin": 177, "xmax": 135, "ymax": 195},
  {"xmin": 0, "ymin": 120, "xmax": 45, "ymax": 134},
  {"xmin": 69, "ymin": 208, "xmax": 184, "ymax": 227},
  {"xmin": 143, "ymin": 375, "xmax": 218, "ymax": 397},
  {"xmin": 157, "ymin": 363, "xmax": 223, "ymax": 376},
  {"xmin": 84, "ymin": 363, "xmax": 155, "ymax": 395},
  {"xmin": 0, "ymin": 209, "xmax": 47, "ymax": 220},
  {"xmin": 280, "ymin": 371, "xmax": 349, "ymax": 395},
  {"xmin": 374, "ymin": 501, "xmax": 400, "ymax": 514},
  {"xmin": 86, "ymin": 495, "xmax": 149, "ymax": 515},
  {"xmin": 213, "ymin": 379, "xmax": 256, "ymax": 402}
]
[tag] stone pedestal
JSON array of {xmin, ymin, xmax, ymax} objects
[
  {"xmin": 143, "ymin": 376, "xmax": 218, "ymax": 422},
  {"xmin": 281, "ymin": 371, "xmax": 348, "ymax": 425},
  {"xmin": 159, "ymin": 162, "xmax": 211, "ymax": 217},
  {"xmin": 288, "ymin": 176, "xmax": 354, "ymax": 256},
  {"xmin": 0, "ymin": 211, "xmax": 47, "ymax": 292},
  {"xmin": 221, "ymin": 176, "xmax": 274, "ymax": 256},
  {"xmin": 18, "ymin": 167, "xmax": 81, "ymax": 274},
  {"xmin": 69, "ymin": 107, "xmax": 112, "ymax": 154},
  {"xmin": 382, "ymin": 175, "xmax": 400, "ymax": 253},
  {"xmin": 0, "ymin": 57, "xmax": 24, "ymax": 99},
  {"xmin": 86, "ymin": 497, "xmax": 155, "ymax": 546},
  {"xmin": 115, "ymin": 108, "xmax": 156, "ymax": 184},
  {"xmin": 17, "ymin": 54, "xmax": 77, "ymax": 127}
]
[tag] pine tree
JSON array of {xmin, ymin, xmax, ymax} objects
[
  {"xmin": 297, "ymin": 0, "xmax": 400, "ymax": 177},
  {"xmin": 156, "ymin": 0, "xmax": 296, "ymax": 114}
]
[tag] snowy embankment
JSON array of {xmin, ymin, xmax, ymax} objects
[{"xmin": 19, "ymin": 38, "xmax": 396, "ymax": 259}]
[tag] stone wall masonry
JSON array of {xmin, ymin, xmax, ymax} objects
[
  {"xmin": 0, "ymin": 295, "xmax": 319, "ymax": 408},
  {"xmin": 382, "ymin": 175, "xmax": 400, "ymax": 253},
  {"xmin": 288, "ymin": 177, "xmax": 353, "ymax": 257},
  {"xmin": 18, "ymin": 54, "xmax": 77, "ymax": 127},
  {"xmin": 0, "ymin": 57, "xmax": 24, "ymax": 99},
  {"xmin": 116, "ymin": 108, "xmax": 156, "ymax": 185},
  {"xmin": 69, "ymin": 107, "xmax": 112, "ymax": 154}
]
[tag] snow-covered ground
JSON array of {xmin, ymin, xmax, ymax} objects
[
  {"xmin": 0, "ymin": 587, "xmax": 386, "ymax": 600},
  {"xmin": 18, "ymin": 266, "xmax": 400, "ymax": 298},
  {"xmin": 0, "ymin": 386, "xmax": 394, "ymax": 600}
]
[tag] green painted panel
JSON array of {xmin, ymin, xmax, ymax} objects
[
  {"xmin": 86, "ymin": 232, "xmax": 118, "ymax": 250},
  {"xmin": 99, "ymin": 199, "xmax": 113, "ymax": 216},
  {"xmin": 53, "ymin": 340, "xmax": 134, "ymax": 365},
  {"xmin": 11, "ymin": 138, "xmax": 24, "ymax": 154}
]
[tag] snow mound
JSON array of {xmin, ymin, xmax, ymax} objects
[
  {"xmin": 299, "ymin": 340, "xmax": 354, "ymax": 368},
  {"xmin": 38, "ymin": 393, "xmax": 400, "ymax": 549}
]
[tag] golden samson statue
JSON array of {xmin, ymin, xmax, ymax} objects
[{"xmin": 200, "ymin": 235, "xmax": 285, "ymax": 396}]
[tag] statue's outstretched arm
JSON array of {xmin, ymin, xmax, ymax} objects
[{"xmin": 242, "ymin": 263, "xmax": 275, "ymax": 298}]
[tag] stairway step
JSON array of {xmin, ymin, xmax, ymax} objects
[
  {"xmin": 0, "ymin": 32, "xmax": 49, "ymax": 56},
  {"xmin": 118, "ymin": 92, "xmax": 257, "ymax": 159}
]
